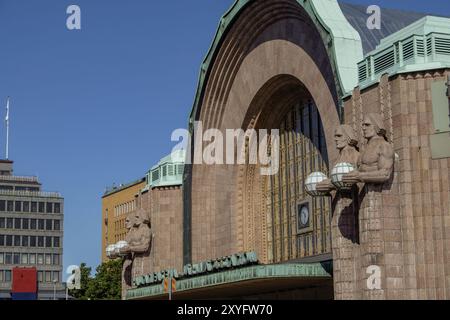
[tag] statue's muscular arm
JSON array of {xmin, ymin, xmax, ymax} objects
[
  {"xmin": 358, "ymin": 142, "xmax": 394, "ymax": 183},
  {"xmin": 126, "ymin": 229, "xmax": 151, "ymax": 254}
]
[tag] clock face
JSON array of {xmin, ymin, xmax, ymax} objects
[{"xmin": 298, "ymin": 204, "xmax": 310, "ymax": 229}]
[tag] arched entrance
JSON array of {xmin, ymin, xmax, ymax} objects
[
  {"xmin": 239, "ymin": 75, "xmax": 331, "ymax": 264},
  {"xmin": 185, "ymin": 0, "xmax": 346, "ymax": 266}
]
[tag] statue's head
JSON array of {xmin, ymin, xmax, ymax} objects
[
  {"xmin": 334, "ymin": 125, "xmax": 358, "ymax": 150},
  {"xmin": 125, "ymin": 211, "xmax": 135, "ymax": 231},
  {"xmin": 362, "ymin": 113, "xmax": 387, "ymax": 140},
  {"xmin": 134, "ymin": 208, "xmax": 150, "ymax": 228}
]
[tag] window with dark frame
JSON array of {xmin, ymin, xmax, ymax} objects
[
  {"xmin": 46, "ymin": 202, "xmax": 53, "ymax": 213},
  {"xmin": 0, "ymin": 200, "xmax": 5, "ymax": 211},
  {"xmin": 22, "ymin": 218, "xmax": 29, "ymax": 230},
  {"xmin": 23, "ymin": 201, "xmax": 30, "ymax": 212},
  {"xmin": 6, "ymin": 201, "xmax": 13, "ymax": 212},
  {"xmin": 38, "ymin": 202, "xmax": 45, "ymax": 213},
  {"xmin": 54, "ymin": 203, "xmax": 61, "ymax": 214},
  {"xmin": 37, "ymin": 236, "xmax": 44, "ymax": 247},
  {"xmin": 45, "ymin": 236, "xmax": 52, "ymax": 248},
  {"xmin": 14, "ymin": 201, "xmax": 21, "ymax": 212},
  {"xmin": 45, "ymin": 219, "xmax": 52, "ymax": 231}
]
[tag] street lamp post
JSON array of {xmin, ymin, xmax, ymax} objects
[{"xmin": 53, "ymin": 279, "xmax": 57, "ymax": 300}]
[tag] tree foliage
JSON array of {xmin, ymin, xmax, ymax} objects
[{"xmin": 69, "ymin": 259, "xmax": 122, "ymax": 300}]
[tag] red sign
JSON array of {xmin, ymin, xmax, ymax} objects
[{"xmin": 12, "ymin": 267, "xmax": 37, "ymax": 293}]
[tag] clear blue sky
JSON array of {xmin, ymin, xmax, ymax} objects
[{"xmin": 0, "ymin": 0, "xmax": 448, "ymax": 277}]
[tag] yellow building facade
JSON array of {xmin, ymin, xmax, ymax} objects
[{"xmin": 101, "ymin": 178, "xmax": 145, "ymax": 262}]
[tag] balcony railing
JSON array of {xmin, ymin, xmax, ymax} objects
[
  {"xmin": 0, "ymin": 189, "xmax": 62, "ymax": 198},
  {"xmin": 0, "ymin": 175, "xmax": 39, "ymax": 183}
]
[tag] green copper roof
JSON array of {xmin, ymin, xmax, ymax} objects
[
  {"xmin": 188, "ymin": 0, "xmax": 363, "ymax": 125},
  {"xmin": 356, "ymin": 16, "xmax": 450, "ymax": 91},
  {"xmin": 145, "ymin": 149, "xmax": 185, "ymax": 189},
  {"xmin": 125, "ymin": 262, "xmax": 331, "ymax": 300}
]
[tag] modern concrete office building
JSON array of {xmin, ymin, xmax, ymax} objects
[{"xmin": 0, "ymin": 160, "xmax": 65, "ymax": 300}]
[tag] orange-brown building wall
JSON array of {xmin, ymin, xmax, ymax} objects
[{"xmin": 101, "ymin": 180, "xmax": 145, "ymax": 262}]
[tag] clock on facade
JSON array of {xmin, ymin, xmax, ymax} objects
[{"xmin": 297, "ymin": 203, "xmax": 310, "ymax": 230}]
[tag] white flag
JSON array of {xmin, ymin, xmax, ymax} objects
[{"xmin": 5, "ymin": 97, "xmax": 9, "ymax": 123}]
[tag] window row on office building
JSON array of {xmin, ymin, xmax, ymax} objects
[
  {"xmin": 114, "ymin": 200, "xmax": 135, "ymax": 217},
  {"xmin": 0, "ymin": 200, "xmax": 61, "ymax": 214},
  {"xmin": 0, "ymin": 235, "xmax": 61, "ymax": 248},
  {"xmin": 0, "ymin": 269, "xmax": 60, "ymax": 283},
  {"xmin": 0, "ymin": 252, "xmax": 60, "ymax": 266},
  {"xmin": 0, "ymin": 218, "xmax": 61, "ymax": 231}
]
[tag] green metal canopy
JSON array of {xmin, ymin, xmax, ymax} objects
[{"xmin": 126, "ymin": 263, "xmax": 332, "ymax": 300}]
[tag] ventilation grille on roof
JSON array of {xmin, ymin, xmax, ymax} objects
[
  {"xmin": 374, "ymin": 50, "xmax": 395, "ymax": 74},
  {"xmin": 416, "ymin": 39, "xmax": 425, "ymax": 57},
  {"xmin": 427, "ymin": 37, "xmax": 432, "ymax": 56},
  {"xmin": 358, "ymin": 63, "xmax": 367, "ymax": 82},
  {"xmin": 403, "ymin": 40, "xmax": 414, "ymax": 62},
  {"xmin": 435, "ymin": 37, "xmax": 450, "ymax": 55}
]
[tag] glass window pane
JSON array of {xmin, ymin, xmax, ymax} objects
[
  {"xmin": 54, "ymin": 220, "xmax": 60, "ymax": 231},
  {"xmin": 22, "ymin": 236, "xmax": 29, "ymax": 247},
  {"xmin": 45, "ymin": 254, "xmax": 52, "ymax": 265},
  {"xmin": 13, "ymin": 253, "xmax": 20, "ymax": 264},
  {"xmin": 53, "ymin": 237, "xmax": 60, "ymax": 248},
  {"xmin": 21, "ymin": 253, "xmax": 28, "ymax": 264},
  {"xmin": 37, "ymin": 254, "xmax": 44, "ymax": 265},
  {"xmin": 0, "ymin": 235, "xmax": 4, "ymax": 246},
  {"xmin": 37, "ymin": 271, "xmax": 43, "ymax": 282},
  {"xmin": 31, "ymin": 202, "xmax": 37, "ymax": 213},
  {"xmin": 7, "ymin": 201, "xmax": 13, "ymax": 212},
  {"xmin": 5, "ymin": 270, "xmax": 11, "ymax": 282},
  {"xmin": 53, "ymin": 254, "xmax": 60, "ymax": 265},
  {"xmin": 6, "ymin": 218, "xmax": 13, "ymax": 229},
  {"xmin": 54, "ymin": 203, "xmax": 61, "ymax": 214},
  {"xmin": 38, "ymin": 219, "xmax": 44, "ymax": 230},
  {"xmin": 30, "ymin": 236, "xmax": 36, "ymax": 247},
  {"xmin": 0, "ymin": 217, "xmax": 4, "ymax": 228},
  {"xmin": 45, "ymin": 237, "xmax": 52, "ymax": 248},
  {"xmin": 30, "ymin": 219, "xmax": 36, "ymax": 230},
  {"xmin": 22, "ymin": 219, "xmax": 29, "ymax": 230},
  {"xmin": 29, "ymin": 254, "xmax": 36, "ymax": 264},
  {"xmin": 38, "ymin": 236, "xmax": 44, "ymax": 247},
  {"xmin": 45, "ymin": 219, "xmax": 52, "ymax": 231},
  {"xmin": 14, "ymin": 218, "xmax": 21, "ymax": 229},
  {"xmin": 15, "ymin": 201, "xmax": 21, "ymax": 212},
  {"xmin": 23, "ymin": 201, "xmax": 30, "ymax": 212},
  {"xmin": 0, "ymin": 253, "xmax": 3, "ymax": 264},
  {"xmin": 53, "ymin": 271, "xmax": 59, "ymax": 282},
  {"xmin": 45, "ymin": 271, "xmax": 51, "ymax": 282},
  {"xmin": 14, "ymin": 235, "xmax": 20, "ymax": 246},
  {"xmin": 0, "ymin": 200, "xmax": 5, "ymax": 211},
  {"xmin": 5, "ymin": 253, "xmax": 12, "ymax": 264},
  {"xmin": 46, "ymin": 202, "xmax": 53, "ymax": 213},
  {"xmin": 38, "ymin": 202, "xmax": 45, "ymax": 213},
  {"xmin": 6, "ymin": 235, "xmax": 12, "ymax": 246}
]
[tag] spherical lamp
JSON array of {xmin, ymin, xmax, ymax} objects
[
  {"xmin": 106, "ymin": 244, "xmax": 117, "ymax": 259},
  {"xmin": 305, "ymin": 172, "xmax": 328, "ymax": 197},
  {"xmin": 115, "ymin": 240, "xmax": 129, "ymax": 257},
  {"xmin": 331, "ymin": 162, "xmax": 355, "ymax": 190}
]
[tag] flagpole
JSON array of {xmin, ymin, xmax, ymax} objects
[{"xmin": 5, "ymin": 97, "xmax": 9, "ymax": 160}]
